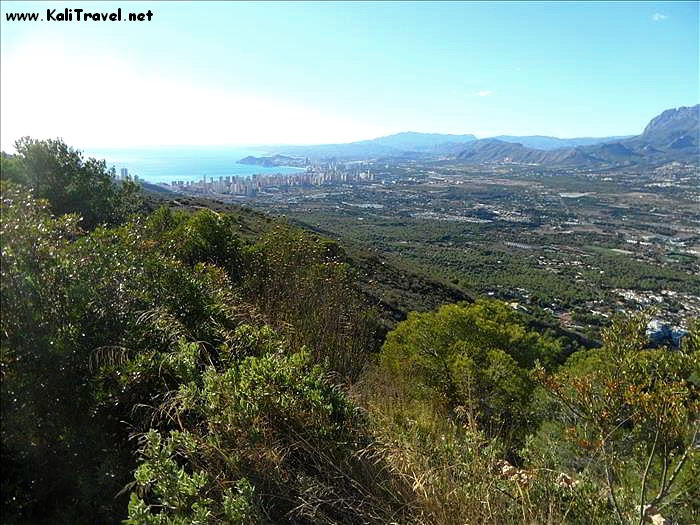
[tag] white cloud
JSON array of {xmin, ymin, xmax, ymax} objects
[
  {"xmin": 475, "ymin": 90, "xmax": 493, "ymax": 97},
  {"xmin": 0, "ymin": 40, "xmax": 386, "ymax": 150},
  {"xmin": 652, "ymin": 13, "xmax": 668, "ymax": 21}
]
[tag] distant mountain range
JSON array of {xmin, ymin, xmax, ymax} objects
[
  {"xmin": 491, "ymin": 135, "xmax": 633, "ymax": 150},
  {"xmin": 243, "ymin": 105, "xmax": 699, "ymax": 167},
  {"xmin": 257, "ymin": 132, "xmax": 478, "ymax": 160},
  {"xmin": 238, "ymin": 154, "xmax": 306, "ymax": 168},
  {"xmin": 453, "ymin": 105, "xmax": 698, "ymax": 166},
  {"xmin": 359, "ymin": 131, "xmax": 479, "ymax": 152},
  {"xmin": 260, "ymin": 132, "xmax": 625, "ymax": 160}
]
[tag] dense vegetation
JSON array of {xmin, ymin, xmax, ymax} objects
[
  {"xmin": 259, "ymin": 167, "xmax": 699, "ymax": 341},
  {"xmin": 283, "ymin": 208, "xmax": 700, "ymax": 311},
  {"xmin": 1, "ymin": 139, "xmax": 698, "ymax": 524}
]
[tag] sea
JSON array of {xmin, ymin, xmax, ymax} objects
[{"xmin": 84, "ymin": 146, "xmax": 304, "ymax": 185}]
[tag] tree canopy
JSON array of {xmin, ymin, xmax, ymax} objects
[{"xmin": 2, "ymin": 137, "xmax": 142, "ymax": 228}]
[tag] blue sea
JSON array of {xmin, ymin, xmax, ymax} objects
[{"xmin": 84, "ymin": 146, "xmax": 304, "ymax": 185}]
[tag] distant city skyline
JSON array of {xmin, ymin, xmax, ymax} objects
[{"xmin": 1, "ymin": 1, "xmax": 698, "ymax": 150}]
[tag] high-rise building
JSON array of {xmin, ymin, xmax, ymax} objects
[{"xmin": 120, "ymin": 168, "xmax": 129, "ymax": 180}]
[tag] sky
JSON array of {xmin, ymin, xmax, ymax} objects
[{"xmin": 1, "ymin": 1, "xmax": 698, "ymax": 149}]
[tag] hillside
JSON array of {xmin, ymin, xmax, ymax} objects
[
  {"xmin": 2, "ymin": 138, "xmax": 698, "ymax": 525},
  {"xmin": 144, "ymin": 191, "xmax": 472, "ymax": 326}
]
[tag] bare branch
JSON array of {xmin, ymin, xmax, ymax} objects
[
  {"xmin": 655, "ymin": 441, "xmax": 669, "ymax": 503},
  {"xmin": 651, "ymin": 423, "xmax": 698, "ymax": 506},
  {"xmin": 639, "ymin": 425, "xmax": 660, "ymax": 525},
  {"xmin": 603, "ymin": 442, "xmax": 625, "ymax": 525}
]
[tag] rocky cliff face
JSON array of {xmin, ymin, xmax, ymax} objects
[
  {"xmin": 452, "ymin": 105, "xmax": 699, "ymax": 166},
  {"xmin": 642, "ymin": 105, "xmax": 699, "ymax": 144}
]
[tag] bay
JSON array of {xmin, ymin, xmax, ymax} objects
[{"xmin": 84, "ymin": 146, "xmax": 304, "ymax": 184}]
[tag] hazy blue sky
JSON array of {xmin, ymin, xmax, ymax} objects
[{"xmin": 1, "ymin": 1, "xmax": 698, "ymax": 148}]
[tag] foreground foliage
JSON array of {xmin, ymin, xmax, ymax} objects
[
  {"xmin": 1, "ymin": 139, "xmax": 697, "ymax": 524},
  {"xmin": 1, "ymin": 138, "xmax": 143, "ymax": 228},
  {"xmin": 364, "ymin": 306, "xmax": 698, "ymax": 524},
  {"xmin": 1, "ymin": 182, "xmax": 398, "ymax": 523}
]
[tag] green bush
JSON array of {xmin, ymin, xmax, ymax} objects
[
  {"xmin": 1, "ymin": 184, "xmax": 400, "ymax": 524},
  {"xmin": 529, "ymin": 313, "xmax": 699, "ymax": 523},
  {"xmin": 0, "ymin": 185, "xmax": 249, "ymax": 522},
  {"xmin": 6, "ymin": 137, "xmax": 143, "ymax": 228},
  {"xmin": 126, "ymin": 339, "xmax": 403, "ymax": 523},
  {"xmin": 379, "ymin": 300, "xmax": 565, "ymax": 448}
]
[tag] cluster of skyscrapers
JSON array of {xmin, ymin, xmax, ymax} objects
[
  {"xmin": 114, "ymin": 167, "xmax": 140, "ymax": 183},
  {"xmin": 168, "ymin": 166, "xmax": 375, "ymax": 196}
]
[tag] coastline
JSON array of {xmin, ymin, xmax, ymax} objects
[{"xmin": 84, "ymin": 146, "xmax": 305, "ymax": 184}]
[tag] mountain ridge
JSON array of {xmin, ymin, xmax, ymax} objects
[{"xmin": 256, "ymin": 104, "xmax": 698, "ymax": 166}]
